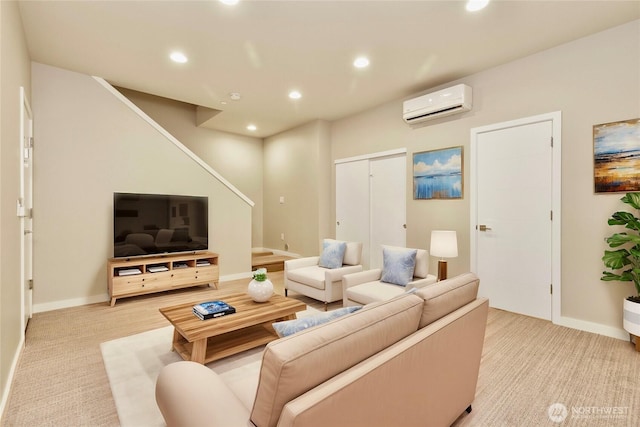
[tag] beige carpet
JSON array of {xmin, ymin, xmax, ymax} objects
[
  {"xmin": 4, "ymin": 272, "xmax": 640, "ymax": 426},
  {"xmin": 100, "ymin": 326, "xmax": 263, "ymax": 426},
  {"xmin": 452, "ymin": 309, "xmax": 640, "ymax": 426}
]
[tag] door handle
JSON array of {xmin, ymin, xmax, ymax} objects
[{"xmin": 478, "ymin": 224, "xmax": 492, "ymax": 232}]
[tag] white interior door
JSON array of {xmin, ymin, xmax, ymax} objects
[
  {"xmin": 336, "ymin": 160, "xmax": 370, "ymax": 267},
  {"xmin": 472, "ymin": 116, "xmax": 557, "ymax": 320},
  {"xmin": 20, "ymin": 87, "xmax": 34, "ymax": 331},
  {"xmin": 370, "ymin": 155, "xmax": 406, "ymax": 269}
]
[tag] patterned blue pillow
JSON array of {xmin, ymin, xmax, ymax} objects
[
  {"xmin": 318, "ymin": 240, "xmax": 347, "ymax": 269},
  {"xmin": 380, "ymin": 247, "xmax": 417, "ymax": 286},
  {"xmin": 272, "ymin": 306, "xmax": 362, "ymax": 337}
]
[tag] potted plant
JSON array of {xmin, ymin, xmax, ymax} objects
[
  {"xmin": 601, "ymin": 192, "xmax": 640, "ymax": 339},
  {"xmin": 248, "ymin": 268, "xmax": 273, "ymax": 302}
]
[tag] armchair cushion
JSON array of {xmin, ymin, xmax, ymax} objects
[
  {"xmin": 380, "ymin": 247, "xmax": 417, "ymax": 286},
  {"xmin": 286, "ymin": 266, "xmax": 327, "ymax": 290},
  {"xmin": 272, "ymin": 306, "xmax": 362, "ymax": 337},
  {"xmin": 318, "ymin": 239, "xmax": 347, "ymax": 269}
]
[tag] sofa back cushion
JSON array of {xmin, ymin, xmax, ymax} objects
[
  {"xmin": 415, "ymin": 272, "xmax": 480, "ymax": 328},
  {"xmin": 250, "ymin": 293, "xmax": 424, "ymax": 427},
  {"xmin": 343, "ymin": 241, "xmax": 363, "ymax": 266}
]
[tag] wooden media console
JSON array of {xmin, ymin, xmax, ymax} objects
[{"xmin": 107, "ymin": 251, "xmax": 219, "ymax": 306}]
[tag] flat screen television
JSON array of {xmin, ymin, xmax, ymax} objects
[{"xmin": 113, "ymin": 192, "xmax": 208, "ymax": 258}]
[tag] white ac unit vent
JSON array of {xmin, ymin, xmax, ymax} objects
[{"xmin": 403, "ymin": 84, "xmax": 472, "ymax": 125}]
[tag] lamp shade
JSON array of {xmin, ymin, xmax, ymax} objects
[{"xmin": 430, "ymin": 230, "xmax": 458, "ymax": 258}]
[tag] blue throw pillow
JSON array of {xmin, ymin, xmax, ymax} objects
[
  {"xmin": 318, "ymin": 240, "xmax": 347, "ymax": 269},
  {"xmin": 272, "ymin": 306, "xmax": 362, "ymax": 337},
  {"xmin": 380, "ymin": 247, "xmax": 417, "ymax": 286}
]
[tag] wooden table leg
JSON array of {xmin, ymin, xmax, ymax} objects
[
  {"xmin": 171, "ymin": 328, "xmax": 182, "ymax": 352},
  {"xmin": 191, "ymin": 338, "xmax": 207, "ymax": 364}
]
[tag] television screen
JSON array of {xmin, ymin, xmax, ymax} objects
[{"xmin": 113, "ymin": 192, "xmax": 208, "ymax": 258}]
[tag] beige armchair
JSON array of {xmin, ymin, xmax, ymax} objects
[
  {"xmin": 343, "ymin": 246, "xmax": 437, "ymax": 306},
  {"xmin": 285, "ymin": 239, "xmax": 363, "ymax": 309}
]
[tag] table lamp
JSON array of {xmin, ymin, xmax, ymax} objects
[{"xmin": 430, "ymin": 230, "xmax": 458, "ymax": 281}]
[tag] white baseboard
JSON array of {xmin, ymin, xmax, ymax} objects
[
  {"xmin": 33, "ymin": 293, "xmax": 109, "ymax": 314},
  {"xmin": 32, "ymin": 275, "xmax": 255, "ymax": 313},
  {"xmin": 0, "ymin": 335, "xmax": 24, "ymax": 420},
  {"xmin": 220, "ymin": 272, "xmax": 253, "ymax": 282},
  {"xmin": 555, "ymin": 315, "xmax": 629, "ymax": 341}
]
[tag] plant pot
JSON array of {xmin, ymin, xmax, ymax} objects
[
  {"xmin": 623, "ymin": 298, "xmax": 640, "ymax": 336},
  {"xmin": 248, "ymin": 278, "xmax": 274, "ymax": 302}
]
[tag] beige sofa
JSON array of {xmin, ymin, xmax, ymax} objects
[{"xmin": 156, "ymin": 273, "xmax": 488, "ymax": 427}]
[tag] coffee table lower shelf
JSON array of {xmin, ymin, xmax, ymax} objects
[{"xmin": 171, "ymin": 323, "xmax": 279, "ymax": 364}]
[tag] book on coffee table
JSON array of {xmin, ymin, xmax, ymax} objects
[{"xmin": 193, "ymin": 300, "xmax": 236, "ymax": 320}]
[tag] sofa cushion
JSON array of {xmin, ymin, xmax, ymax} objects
[
  {"xmin": 415, "ymin": 272, "xmax": 480, "ymax": 328},
  {"xmin": 413, "ymin": 248, "xmax": 429, "ymax": 279},
  {"xmin": 250, "ymin": 293, "xmax": 424, "ymax": 427},
  {"xmin": 345, "ymin": 280, "xmax": 409, "ymax": 305},
  {"xmin": 318, "ymin": 239, "xmax": 347, "ymax": 269},
  {"xmin": 381, "ymin": 247, "xmax": 417, "ymax": 286},
  {"xmin": 285, "ymin": 266, "xmax": 326, "ymax": 290},
  {"xmin": 343, "ymin": 241, "xmax": 363, "ymax": 266},
  {"xmin": 272, "ymin": 306, "xmax": 362, "ymax": 337}
]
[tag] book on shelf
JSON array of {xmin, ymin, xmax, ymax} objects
[
  {"xmin": 118, "ymin": 268, "xmax": 142, "ymax": 276},
  {"xmin": 193, "ymin": 300, "xmax": 236, "ymax": 320}
]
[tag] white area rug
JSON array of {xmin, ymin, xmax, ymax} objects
[{"xmin": 100, "ymin": 307, "xmax": 317, "ymax": 426}]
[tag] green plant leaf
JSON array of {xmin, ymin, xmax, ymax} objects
[
  {"xmin": 622, "ymin": 193, "xmax": 640, "ymax": 210},
  {"xmin": 603, "ymin": 192, "xmax": 640, "ymax": 295},
  {"xmin": 609, "ymin": 211, "xmax": 640, "ymax": 231},
  {"xmin": 602, "ymin": 249, "xmax": 631, "ymax": 269},
  {"xmin": 601, "ymin": 271, "xmax": 631, "ymax": 282},
  {"xmin": 605, "ymin": 233, "xmax": 640, "ymax": 248}
]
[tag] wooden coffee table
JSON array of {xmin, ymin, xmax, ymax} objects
[{"xmin": 159, "ymin": 292, "xmax": 306, "ymax": 364}]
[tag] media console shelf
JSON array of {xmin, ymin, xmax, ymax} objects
[{"xmin": 107, "ymin": 251, "xmax": 219, "ymax": 306}]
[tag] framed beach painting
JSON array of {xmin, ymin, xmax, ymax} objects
[
  {"xmin": 594, "ymin": 118, "xmax": 640, "ymax": 193},
  {"xmin": 413, "ymin": 146, "xmax": 463, "ymax": 200}
]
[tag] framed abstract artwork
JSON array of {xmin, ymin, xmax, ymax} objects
[
  {"xmin": 594, "ymin": 118, "xmax": 640, "ymax": 193},
  {"xmin": 413, "ymin": 146, "xmax": 463, "ymax": 200}
]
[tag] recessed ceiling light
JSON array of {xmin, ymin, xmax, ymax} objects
[
  {"xmin": 169, "ymin": 51, "xmax": 188, "ymax": 63},
  {"xmin": 353, "ymin": 57, "xmax": 370, "ymax": 68},
  {"xmin": 466, "ymin": 0, "xmax": 490, "ymax": 12},
  {"xmin": 219, "ymin": 0, "xmax": 239, "ymax": 5},
  {"xmin": 229, "ymin": 92, "xmax": 241, "ymax": 101},
  {"xmin": 247, "ymin": 124, "xmax": 257, "ymax": 131},
  {"xmin": 289, "ymin": 91, "xmax": 302, "ymax": 99}
]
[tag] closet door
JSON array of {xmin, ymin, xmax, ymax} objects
[
  {"xmin": 336, "ymin": 160, "xmax": 370, "ymax": 267},
  {"xmin": 370, "ymin": 154, "xmax": 406, "ymax": 269},
  {"xmin": 336, "ymin": 151, "xmax": 406, "ymax": 270}
]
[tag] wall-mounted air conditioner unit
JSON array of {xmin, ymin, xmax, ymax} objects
[{"xmin": 403, "ymin": 84, "xmax": 472, "ymax": 125}]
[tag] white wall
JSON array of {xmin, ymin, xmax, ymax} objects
[
  {"xmin": 115, "ymin": 89, "xmax": 265, "ymax": 249},
  {"xmin": 263, "ymin": 120, "xmax": 331, "ymax": 256},
  {"xmin": 31, "ymin": 63, "xmax": 252, "ymax": 310},
  {"xmin": 330, "ymin": 20, "xmax": 640, "ymax": 336}
]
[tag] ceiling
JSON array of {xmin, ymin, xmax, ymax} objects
[{"xmin": 18, "ymin": 0, "xmax": 640, "ymax": 138}]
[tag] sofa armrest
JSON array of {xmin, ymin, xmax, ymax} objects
[
  {"xmin": 285, "ymin": 256, "xmax": 320, "ymax": 271},
  {"xmin": 324, "ymin": 264, "xmax": 363, "ymax": 282},
  {"xmin": 156, "ymin": 361, "xmax": 251, "ymax": 427},
  {"xmin": 406, "ymin": 274, "xmax": 438, "ymax": 291},
  {"xmin": 342, "ymin": 269, "xmax": 383, "ymax": 289}
]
